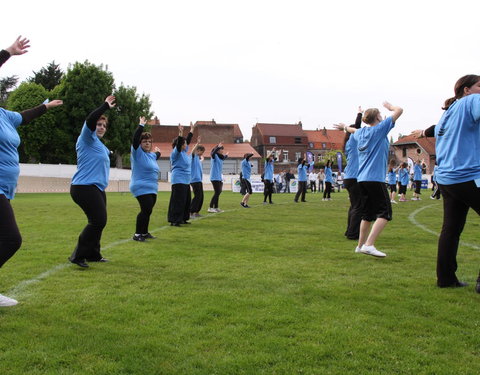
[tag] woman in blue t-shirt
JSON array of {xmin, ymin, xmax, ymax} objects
[
  {"xmin": 294, "ymin": 156, "xmax": 310, "ymax": 203},
  {"xmin": 69, "ymin": 96, "xmax": 116, "ymax": 268},
  {"xmin": 323, "ymin": 160, "xmax": 333, "ymax": 201},
  {"xmin": 0, "ymin": 37, "xmax": 63, "ymax": 306},
  {"xmin": 412, "ymin": 160, "xmax": 424, "ymax": 201},
  {"xmin": 413, "ymin": 75, "xmax": 480, "ymax": 291},
  {"xmin": 398, "ymin": 162, "xmax": 409, "ymax": 202},
  {"xmin": 190, "ymin": 138, "xmax": 206, "ymax": 217},
  {"xmin": 208, "ymin": 143, "xmax": 228, "ymax": 212},
  {"xmin": 130, "ymin": 117, "xmax": 160, "ymax": 241},
  {"xmin": 168, "ymin": 124, "xmax": 193, "ymax": 226},
  {"xmin": 263, "ymin": 148, "xmax": 276, "ymax": 204},
  {"xmin": 387, "ymin": 160, "xmax": 398, "ymax": 203}
]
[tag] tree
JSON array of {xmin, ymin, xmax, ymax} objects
[
  {"xmin": 0, "ymin": 75, "xmax": 19, "ymax": 107},
  {"xmin": 29, "ymin": 61, "xmax": 63, "ymax": 90},
  {"xmin": 323, "ymin": 149, "xmax": 346, "ymax": 170},
  {"xmin": 106, "ymin": 84, "xmax": 153, "ymax": 168},
  {"xmin": 6, "ymin": 82, "xmax": 64, "ymax": 163},
  {"xmin": 55, "ymin": 61, "xmax": 115, "ymax": 163}
]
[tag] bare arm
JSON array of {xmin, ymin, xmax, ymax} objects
[{"xmin": 383, "ymin": 101, "xmax": 403, "ymax": 122}]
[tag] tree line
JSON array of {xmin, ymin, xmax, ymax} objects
[{"xmin": 1, "ymin": 60, "xmax": 153, "ymax": 168}]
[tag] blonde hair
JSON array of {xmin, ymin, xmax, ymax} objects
[{"xmin": 362, "ymin": 108, "xmax": 380, "ymax": 125}]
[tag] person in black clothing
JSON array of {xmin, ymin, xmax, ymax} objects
[
  {"xmin": 0, "ymin": 37, "xmax": 63, "ymax": 306},
  {"xmin": 208, "ymin": 143, "xmax": 229, "ymax": 212},
  {"xmin": 284, "ymin": 170, "xmax": 293, "ymax": 193},
  {"xmin": 190, "ymin": 139, "xmax": 206, "ymax": 217}
]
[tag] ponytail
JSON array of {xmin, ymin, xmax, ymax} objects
[{"xmin": 442, "ymin": 74, "xmax": 480, "ymax": 110}]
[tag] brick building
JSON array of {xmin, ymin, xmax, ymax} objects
[
  {"xmin": 304, "ymin": 128, "xmax": 346, "ymax": 163},
  {"xmin": 392, "ymin": 135, "xmax": 436, "ymax": 174}
]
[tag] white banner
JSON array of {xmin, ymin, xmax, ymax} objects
[{"xmin": 232, "ymin": 179, "xmax": 298, "ymax": 193}]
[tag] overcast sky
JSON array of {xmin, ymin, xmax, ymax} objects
[{"xmin": 3, "ymin": 0, "xmax": 480, "ymax": 141}]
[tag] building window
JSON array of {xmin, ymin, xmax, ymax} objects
[
  {"xmin": 283, "ymin": 151, "xmax": 289, "ymax": 162},
  {"xmin": 308, "ymin": 142, "xmax": 314, "ymax": 148},
  {"xmin": 295, "ymin": 152, "xmax": 301, "ymax": 161},
  {"xmin": 322, "ymin": 143, "xmax": 326, "ymax": 149},
  {"xmin": 269, "ymin": 136, "xmax": 276, "ymax": 144},
  {"xmin": 416, "ymin": 148, "xmax": 421, "ymax": 154},
  {"xmin": 294, "ymin": 137, "xmax": 302, "ymax": 144},
  {"xmin": 402, "ymin": 147, "xmax": 407, "ymax": 157}
]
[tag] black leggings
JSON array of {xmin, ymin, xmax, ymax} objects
[
  {"xmin": 324, "ymin": 182, "xmax": 332, "ymax": 199},
  {"xmin": 135, "ymin": 194, "xmax": 157, "ymax": 234},
  {"xmin": 294, "ymin": 181, "xmax": 307, "ymax": 202},
  {"xmin": 437, "ymin": 181, "xmax": 480, "ymax": 286},
  {"xmin": 310, "ymin": 181, "xmax": 316, "ymax": 192},
  {"xmin": 70, "ymin": 185, "xmax": 107, "ymax": 262},
  {"xmin": 168, "ymin": 184, "xmax": 191, "ymax": 224},
  {"xmin": 210, "ymin": 180, "xmax": 223, "ymax": 208},
  {"xmin": 263, "ymin": 179, "xmax": 274, "ymax": 203},
  {"xmin": 0, "ymin": 195, "xmax": 22, "ymax": 268},
  {"xmin": 343, "ymin": 178, "xmax": 362, "ymax": 240},
  {"xmin": 190, "ymin": 182, "xmax": 204, "ymax": 213}
]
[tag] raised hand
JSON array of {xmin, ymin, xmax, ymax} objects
[
  {"xmin": 6, "ymin": 36, "xmax": 30, "ymax": 56},
  {"xmin": 190, "ymin": 121, "xmax": 195, "ymax": 133},
  {"xmin": 178, "ymin": 123, "xmax": 184, "ymax": 136},
  {"xmin": 154, "ymin": 146, "xmax": 160, "ymax": 153},
  {"xmin": 139, "ymin": 116, "xmax": 146, "ymax": 126},
  {"xmin": 105, "ymin": 95, "xmax": 116, "ymax": 108},
  {"xmin": 45, "ymin": 100, "xmax": 63, "ymax": 109},
  {"xmin": 410, "ymin": 129, "xmax": 424, "ymax": 138},
  {"xmin": 333, "ymin": 123, "xmax": 346, "ymax": 131}
]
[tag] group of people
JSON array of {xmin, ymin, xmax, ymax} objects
[
  {"xmin": 387, "ymin": 159, "xmax": 426, "ymax": 203},
  {"xmin": 1, "ymin": 36, "xmax": 479, "ymax": 308}
]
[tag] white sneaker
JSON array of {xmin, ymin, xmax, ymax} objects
[
  {"xmin": 215, "ymin": 208, "xmax": 224, "ymax": 213},
  {"xmin": 207, "ymin": 208, "xmax": 216, "ymax": 213},
  {"xmin": 360, "ymin": 245, "xmax": 387, "ymax": 258},
  {"xmin": 355, "ymin": 246, "xmax": 362, "ymax": 253},
  {"xmin": 390, "ymin": 200, "xmax": 397, "ymax": 204},
  {"xmin": 411, "ymin": 197, "xmax": 418, "ymax": 201},
  {"xmin": 0, "ymin": 294, "xmax": 18, "ymax": 307}
]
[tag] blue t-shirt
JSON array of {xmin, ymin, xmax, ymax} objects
[
  {"xmin": 399, "ymin": 168, "xmax": 409, "ymax": 186},
  {"xmin": 190, "ymin": 153, "xmax": 203, "ymax": 183},
  {"xmin": 387, "ymin": 170, "xmax": 397, "ymax": 185},
  {"xmin": 170, "ymin": 146, "xmax": 191, "ymax": 185},
  {"xmin": 71, "ymin": 122, "xmax": 110, "ymax": 191},
  {"xmin": 264, "ymin": 160, "xmax": 274, "ymax": 180},
  {"xmin": 344, "ymin": 135, "xmax": 359, "ymax": 180},
  {"xmin": 435, "ymin": 94, "xmax": 480, "ymax": 185},
  {"xmin": 355, "ymin": 117, "xmax": 395, "ymax": 183},
  {"xmin": 210, "ymin": 154, "xmax": 224, "ymax": 181},
  {"xmin": 413, "ymin": 164, "xmax": 422, "ymax": 181},
  {"xmin": 325, "ymin": 166, "xmax": 333, "ymax": 183},
  {"xmin": 241, "ymin": 158, "xmax": 252, "ymax": 181},
  {"xmin": 0, "ymin": 109, "xmax": 23, "ymax": 199},
  {"xmin": 129, "ymin": 145, "xmax": 159, "ymax": 197},
  {"xmin": 298, "ymin": 164, "xmax": 308, "ymax": 182}
]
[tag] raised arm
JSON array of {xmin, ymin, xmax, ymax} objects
[
  {"xmin": 132, "ymin": 116, "xmax": 146, "ymax": 150},
  {"xmin": 383, "ymin": 101, "xmax": 403, "ymax": 122},
  {"xmin": 410, "ymin": 124, "xmax": 436, "ymax": 139},
  {"xmin": 334, "ymin": 123, "xmax": 358, "ymax": 134},
  {"xmin": 86, "ymin": 95, "xmax": 116, "ymax": 131},
  {"xmin": 354, "ymin": 106, "xmax": 363, "ymax": 129},
  {"xmin": 186, "ymin": 121, "xmax": 195, "ymax": 145},
  {"xmin": 175, "ymin": 124, "xmax": 185, "ymax": 152},
  {"xmin": 21, "ymin": 100, "xmax": 63, "ymax": 124},
  {"xmin": 0, "ymin": 36, "xmax": 30, "ymax": 69}
]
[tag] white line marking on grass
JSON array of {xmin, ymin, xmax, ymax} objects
[
  {"xmin": 7, "ymin": 199, "xmax": 296, "ymax": 299},
  {"xmin": 408, "ymin": 204, "xmax": 480, "ymax": 250}
]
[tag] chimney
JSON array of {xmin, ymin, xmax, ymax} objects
[
  {"xmin": 322, "ymin": 127, "xmax": 327, "ymax": 136},
  {"xmin": 298, "ymin": 121, "xmax": 302, "ymax": 128}
]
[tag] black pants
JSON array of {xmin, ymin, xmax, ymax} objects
[
  {"xmin": 414, "ymin": 180, "xmax": 422, "ymax": 194},
  {"xmin": 318, "ymin": 181, "xmax": 324, "ymax": 192},
  {"xmin": 0, "ymin": 195, "xmax": 22, "ymax": 268},
  {"xmin": 431, "ymin": 184, "xmax": 441, "ymax": 199},
  {"xmin": 70, "ymin": 185, "xmax": 107, "ymax": 262},
  {"xmin": 294, "ymin": 181, "xmax": 307, "ymax": 202},
  {"xmin": 323, "ymin": 182, "xmax": 332, "ymax": 199},
  {"xmin": 168, "ymin": 184, "xmax": 191, "ymax": 224},
  {"xmin": 135, "ymin": 194, "xmax": 157, "ymax": 234},
  {"xmin": 210, "ymin": 180, "xmax": 223, "ymax": 208},
  {"xmin": 190, "ymin": 182, "xmax": 204, "ymax": 213},
  {"xmin": 344, "ymin": 178, "xmax": 362, "ymax": 240},
  {"xmin": 285, "ymin": 180, "xmax": 291, "ymax": 193},
  {"xmin": 263, "ymin": 179, "xmax": 274, "ymax": 203},
  {"xmin": 310, "ymin": 181, "xmax": 317, "ymax": 192},
  {"xmin": 437, "ymin": 181, "xmax": 480, "ymax": 286}
]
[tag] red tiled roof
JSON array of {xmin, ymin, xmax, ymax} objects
[
  {"xmin": 393, "ymin": 135, "xmax": 436, "ymax": 155},
  {"xmin": 254, "ymin": 123, "xmax": 306, "ymax": 137},
  {"xmin": 305, "ymin": 129, "xmax": 346, "ymax": 150},
  {"xmin": 152, "ymin": 142, "xmax": 261, "ymax": 159}
]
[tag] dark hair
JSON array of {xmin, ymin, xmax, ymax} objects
[
  {"xmin": 298, "ymin": 158, "xmax": 304, "ymax": 164},
  {"xmin": 443, "ymin": 74, "xmax": 480, "ymax": 110},
  {"xmin": 140, "ymin": 132, "xmax": 152, "ymax": 141},
  {"xmin": 362, "ymin": 108, "xmax": 380, "ymax": 125},
  {"xmin": 326, "ymin": 160, "xmax": 332, "ymax": 168},
  {"xmin": 196, "ymin": 145, "xmax": 205, "ymax": 152}
]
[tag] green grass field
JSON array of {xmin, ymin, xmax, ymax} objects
[{"xmin": 0, "ymin": 190, "xmax": 479, "ymax": 375}]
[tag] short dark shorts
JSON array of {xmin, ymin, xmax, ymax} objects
[
  {"xmin": 398, "ymin": 184, "xmax": 407, "ymax": 195},
  {"xmin": 389, "ymin": 184, "xmax": 397, "ymax": 193},
  {"xmin": 242, "ymin": 179, "xmax": 252, "ymax": 195},
  {"xmin": 414, "ymin": 180, "xmax": 422, "ymax": 194},
  {"xmin": 358, "ymin": 181, "xmax": 392, "ymax": 222}
]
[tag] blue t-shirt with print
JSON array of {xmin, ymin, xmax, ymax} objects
[
  {"xmin": 355, "ymin": 116, "xmax": 395, "ymax": 183},
  {"xmin": 298, "ymin": 164, "xmax": 308, "ymax": 182},
  {"xmin": 344, "ymin": 135, "xmax": 359, "ymax": 180},
  {"xmin": 210, "ymin": 154, "xmax": 224, "ymax": 182},
  {"xmin": 264, "ymin": 160, "xmax": 274, "ymax": 180},
  {"xmin": 325, "ymin": 166, "xmax": 333, "ymax": 183},
  {"xmin": 71, "ymin": 122, "xmax": 110, "ymax": 191},
  {"xmin": 388, "ymin": 171, "xmax": 397, "ymax": 185},
  {"xmin": 130, "ymin": 145, "xmax": 159, "ymax": 197},
  {"xmin": 413, "ymin": 164, "xmax": 422, "ymax": 181},
  {"xmin": 435, "ymin": 94, "xmax": 480, "ymax": 185},
  {"xmin": 0, "ymin": 108, "xmax": 23, "ymax": 199},
  {"xmin": 170, "ymin": 146, "xmax": 191, "ymax": 185},
  {"xmin": 190, "ymin": 153, "xmax": 203, "ymax": 183},
  {"xmin": 399, "ymin": 168, "xmax": 409, "ymax": 186},
  {"xmin": 241, "ymin": 158, "xmax": 252, "ymax": 181}
]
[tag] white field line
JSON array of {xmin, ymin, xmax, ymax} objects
[
  {"xmin": 7, "ymin": 200, "xmax": 291, "ymax": 299},
  {"xmin": 408, "ymin": 204, "xmax": 480, "ymax": 250}
]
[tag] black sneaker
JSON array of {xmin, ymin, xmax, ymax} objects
[
  {"xmin": 133, "ymin": 234, "xmax": 145, "ymax": 242},
  {"xmin": 240, "ymin": 202, "xmax": 245, "ymax": 207},
  {"xmin": 142, "ymin": 233, "xmax": 156, "ymax": 239}
]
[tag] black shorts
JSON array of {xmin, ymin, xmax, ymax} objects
[
  {"xmin": 389, "ymin": 184, "xmax": 397, "ymax": 193},
  {"xmin": 242, "ymin": 179, "xmax": 252, "ymax": 195},
  {"xmin": 414, "ymin": 180, "xmax": 422, "ymax": 194},
  {"xmin": 398, "ymin": 184, "xmax": 407, "ymax": 195},
  {"xmin": 358, "ymin": 181, "xmax": 392, "ymax": 222}
]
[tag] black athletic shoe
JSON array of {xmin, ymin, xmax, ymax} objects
[
  {"xmin": 69, "ymin": 257, "xmax": 89, "ymax": 268},
  {"xmin": 438, "ymin": 280, "xmax": 468, "ymax": 288},
  {"xmin": 142, "ymin": 233, "xmax": 156, "ymax": 239},
  {"xmin": 133, "ymin": 234, "xmax": 145, "ymax": 242}
]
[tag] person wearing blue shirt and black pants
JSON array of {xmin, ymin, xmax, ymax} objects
[
  {"xmin": 241, "ymin": 153, "xmax": 254, "ymax": 208},
  {"xmin": 190, "ymin": 139, "xmax": 206, "ymax": 218},
  {"xmin": 263, "ymin": 148, "xmax": 276, "ymax": 204},
  {"xmin": 0, "ymin": 37, "xmax": 63, "ymax": 305},
  {"xmin": 130, "ymin": 117, "xmax": 160, "ymax": 241},
  {"xmin": 338, "ymin": 101, "xmax": 403, "ymax": 258},
  {"xmin": 413, "ymin": 75, "xmax": 480, "ymax": 292},
  {"xmin": 168, "ymin": 124, "xmax": 193, "ymax": 226},
  {"xmin": 398, "ymin": 162, "xmax": 409, "ymax": 202},
  {"xmin": 294, "ymin": 156, "xmax": 310, "ymax": 203},
  {"xmin": 208, "ymin": 143, "xmax": 228, "ymax": 213},
  {"xmin": 412, "ymin": 160, "xmax": 423, "ymax": 200},
  {"xmin": 69, "ymin": 96, "xmax": 116, "ymax": 268},
  {"xmin": 323, "ymin": 160, "xmax": 333, "ymax": 201}
]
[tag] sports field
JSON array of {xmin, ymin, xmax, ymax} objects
[{"xmin": 0, "ymin": 191, "xmax": 479, "ymax": 375}]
